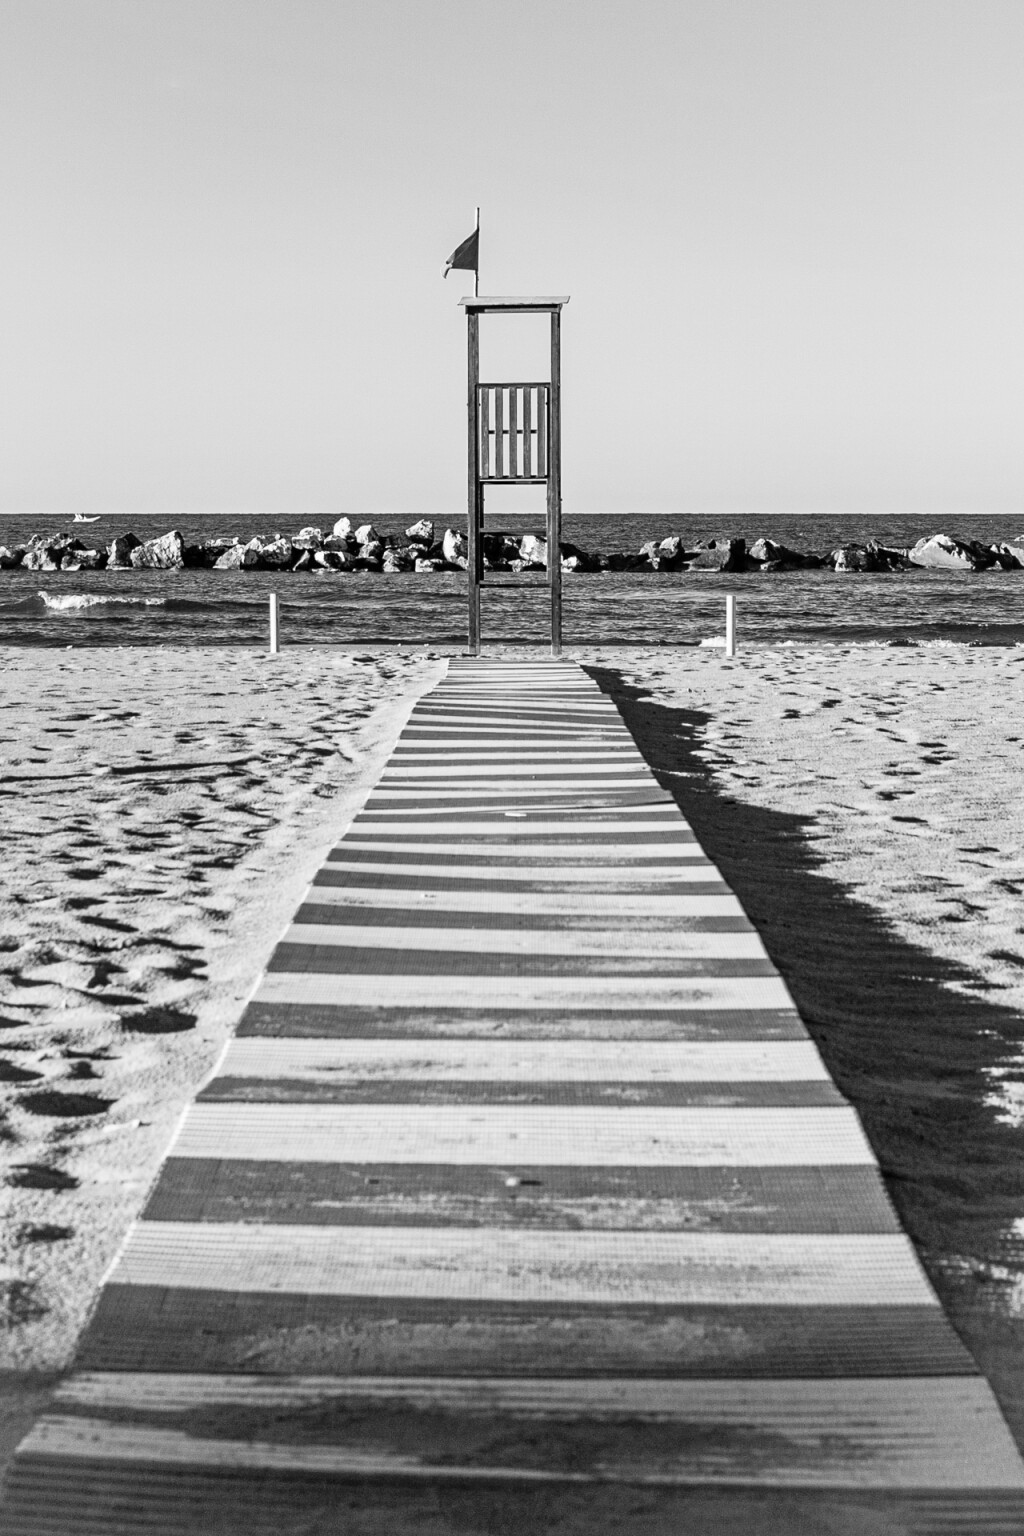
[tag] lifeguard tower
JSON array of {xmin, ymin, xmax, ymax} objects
[{"xmin": 459, "ymin": 295, "xmax": 568, "ymax": 655}]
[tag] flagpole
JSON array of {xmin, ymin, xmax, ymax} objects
[{"xmin": 474, "ymin": 205, "xmax": 479, "ymax": 298}]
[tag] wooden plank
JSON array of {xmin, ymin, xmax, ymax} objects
[
  {"xmin": 214, "ymin": 1038, "xmax": 833, "ymax": 1082},
  {"xmin": 145, "ymin": 1159, "xmax": 903, "ymax": 1234},
  {"xmin": 108, "ymin": 1224, "xmax": 934, "ymax": 1306},
  {"xmin": 251, "ymin": 974, "xmax": 792, "ymax": 1011},
  {"xmin": 22, "ymin": 1377, "xmax": 1024, "ymax": 1485},
  {"xmin": 169, "ymin": 1104, "xmax": 876, "ymax": 1166},
  {"xmin": 33, "ymin": 1375, "xmax": 1024, "ymax": 1488},
  {"xmin": 279, "ymin": 924, "xmax": 765, "ymax": 957}
]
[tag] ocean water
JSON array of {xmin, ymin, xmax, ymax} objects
[{"xmin": 1, "ymin": 512, "xmax": 1022, "ymax": 648}]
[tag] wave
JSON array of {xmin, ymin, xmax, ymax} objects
[{"xmin": 37, "ymin": 591, "xmax": 168, "ymax": 612}]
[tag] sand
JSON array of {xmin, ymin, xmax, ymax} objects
[
  {"xmin": 0, "ymin": 645, "xmax": 444, "ymax": 1464},
  {"xmin": 2, "ymin": 639, "xmax": 1024, "ymax": 1465},
  {"xmin": 579, "ymin": 640, "xmax": 1024, "ymax": 1448}
]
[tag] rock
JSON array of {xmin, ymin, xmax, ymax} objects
[
  {"xmin": 314, "ymin": 549, "xmax": 353, "ymax": 570},
  {"xmin": 0, "ymin": 546, "xmax": 23, "ymax": 568},
  {"xmin": 383, "ymin": 548, "xmax": 414, "ymax": 573},
  {"xmin": 747, "ymin": 537, "xmax": 808, "ymax": 568},
  {"xmin": 685, "ymin": 537, "xmax": 746, "ymax": 572},
  {"xmin": 351, "ymin": 555, "xmax": 383, "ymax": 572},
  {"xmin": 907, "ymin": 534, "xmax": 988, "ymax": 571},
  {"xmin": 360, "ymin": 539, "xmax": 385, "ymax": 562},
  {"xmin": 865, "ymin": 540, "xmax": 912, "ymax": 570},
  {"xmin": 129, "ymin": 530, "xmax": 185, "ymax": 569},
  {"xmin": 519, "ymin": 533, "xmax": 548, "ymax": 567},
  {"xmin": 322, "ymin": 535, "xmax": 351, "ymax": 552},
  {"xmin": 406, "ymin": 519, "xmax": 435, "ymax": 545},
  {"xmin": 245, "ymin": 535, "xmax": 294, "ymax": 569},
  {"xmin": 106, "ymin": 532, "xmax": 141, "ymax": 567},
  {"xmin": 414, "ymin": 557, "xmax": 446, "ymax": 573},
  {"xmin": 69, "ymin": 548, "xmax": 106, "ymax": 570},
  {"xmin": 483, "ymin": 531, "xmax": 522, "ymax": 564},
  {"xmin": 22, "ymin": 546, "xmax": 63, "ymax": 571},
  {"xmin": 293, "ymin": 526, "xmax": 324, "ymax": 549},
  {"xmin": 291, "ymin": 550, "xmax": 315, "ymax": 571},
  {"xmin": 195, "ymin": 538, "xmax": 240, "ymax": 568},
  {"xmin": 442, "ymin": 528, "xmax": 468, "ymax": 565},
  {"xmin": 831, "ymin": 544, "xmax": 871, "ymax": 573},
  {"xmin": 559, "ymin": 541, "xmax": 597, "ymax": 573},
  {"xmin": 990, "ymin": 542, "xmax": 1024, "ymax": 570},
  {"xmin": 213, "ymin": 544, "xmax": 247, "ymax": 570},
  {"xmin": 354, "ymin": 523, "xmax": 379, "ymax": 546},
  {"xmin": 332, "ymin": 517, "xmax": 353, "ymax": 540},
  {"xmin": 605, "ymin": 551, "xmax": 651, "ymax": 571}
]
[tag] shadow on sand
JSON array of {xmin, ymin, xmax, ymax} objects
[{"xmin": 586, "ymin": 664, "xmax": 1024, "ymax": 1449}]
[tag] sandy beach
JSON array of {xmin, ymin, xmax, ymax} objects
[
  {"xmin": 0, "ymin": 645, "xmax": 444, "ymax": 1464},
  {"xmin": 2, "ymin": 640, "xmax": 1024, "ymax": 1466}
]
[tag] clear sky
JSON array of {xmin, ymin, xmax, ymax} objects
[{"xmin": 2, "ymin": 0, "xmax": 1023, "ymax": 517}]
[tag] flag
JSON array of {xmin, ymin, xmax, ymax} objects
[{"xmin": 442, "ymin": 226, "xmax": 479, "ymax": 278}]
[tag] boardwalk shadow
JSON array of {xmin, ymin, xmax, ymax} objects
[{"xmin": 586, "ymin": 665, "xmax": 1024, "ymax": 1448}]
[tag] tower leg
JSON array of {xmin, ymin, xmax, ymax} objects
[
  {"xmin": 548, "ymin": 310, "xmax": 563, "ymax": 657},
  {"xmin": 468, "ymin": 484, "xmax": 482, "ymax": 656},
  {"xmin": 466, "ymin": 310, "xmax": 481, "ymax": 654}
]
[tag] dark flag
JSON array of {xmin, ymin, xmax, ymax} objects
[{"xmin": 442, "ymin": 226, "xmax": 479, "ymax": 279}]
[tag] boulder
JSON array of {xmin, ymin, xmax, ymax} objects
[
  {"xmin": 195, "ymin": 538, "xmax": 241, "ymax": 568},
  {"xmin": 605, "ymin": 551, "xmax": 652, "ymax": 571},
  {"xmin": 441, "ymin": 528, "xmax": 468, "ymax": 565},
  {"xmin": 322, "ymin": 535, "xmax": 352, "ymax": 552},
  {"xmin": 106, "ymin": 532, "xmax": 141, "ymax": 567},
  {"xmin": 406, "ymin": 519, "xmax": 435, "ymax": 545},
  {"xmin": 68, "ymin": 548, "xmax": 107, "ymax": 571},
  {"xmin": 483, "ymin": 531, "xmax": 522, "ymax": 564},
  {"xmin": 351, "ymin": 555, "xmax": 383, "ymax": 572},
  {"xmin": 332, "ymin": 517, "xmax": 353, "ymax": 540},
  {"xmin": 293, "ymin": 526, "xmax": 324, "ymax": 550},
  {"xmin": 990, "ymin": 542, "xmax": 1024, "ymax": 570},
  {"xmin": 519, "ymin": 533, "xmax": 548, "ymax": 567},
  {"xmin": 354, "ymin": 523, "xmax": 379, "ymax": 546},
  {"xmin": 747, "ymin": 537, "xmax": 808, "ymax": 568},
  {"xmin": 129, "ymin": 530, "xmax": 185, "ymax": 569},
  {"xmin": 22, "ymin": 546, "xmax": 63, "ymax": 571},
  {"xmin": 213, "ymin": 544, "xmax": 247, "ymax": 570},
  {"xmin": 865, "ymin": 540, "xmax": 912, "ymax": 570},
  {"xmin": 0, "ymin": 546, "xmax": 23, "ymax": 568},
  {"xmin": 244, "ymin": 535, "xmax": 294, "ymax": 569},
  {"xmin": 382, "ymin": 548, "xmax": 414, "ymax": 573},
  {"xmin": 314, "ymin": 549, "xmax": 353, "ymax": 570},
  {"xmin": 559, "ymin": 541, "xmax": 597, "ymax": 572},
  {"xmin": 360, "ymin": 539, "xmax": 384, "ymax": 562},
  {"xmin": 908, "ymin": 534, "xmax": 988, "ymax": 571},
  {"xmin": 291, "ymin": 550, "xmax": 315, "ymax": 571},
  {"xmin": 685, "ymin": 537, "xmax": 746, "ymax": 572},
  {"xmin": 414, "ymin": 557, "xmax": 446, "ymax": 573}
]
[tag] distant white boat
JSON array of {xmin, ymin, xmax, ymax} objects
[{"xmin": 72, "ymin": 514, "xmax": 101, "ymax": 523}]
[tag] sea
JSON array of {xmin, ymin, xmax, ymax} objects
[{"xmin": 2, "ymin": 512, "xmax": 1023, "ymax": 649}]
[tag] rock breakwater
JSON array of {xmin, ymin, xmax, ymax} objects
[{"xmin": 2, "ymin": 522, "xmax": 1023, "ymax": 575}]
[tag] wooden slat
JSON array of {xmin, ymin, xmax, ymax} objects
[{"xmin": 169, "ymin": 1103, "xmax": 876, "ymax": 1166}]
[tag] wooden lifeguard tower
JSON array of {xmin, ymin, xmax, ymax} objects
[{"xmin": 459, "ymin": 295, "xmax": 569, "ymax": 655}]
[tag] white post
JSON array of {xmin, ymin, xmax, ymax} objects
[
  {"xmin": 269, "ymin": 593, "xmax": 280, "ymax": 654},
  {"xmin": 725, "ymin": 594, "xmax": 736, "ymax": 657}
]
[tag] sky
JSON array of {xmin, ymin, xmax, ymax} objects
[{"xmin": 2, "ymin": 0, "xmax": 1024, "ymax": 517}]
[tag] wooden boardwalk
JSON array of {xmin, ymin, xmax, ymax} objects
[{"xmin": 4, "ymin": 658, "xmax": 1024, "ymax": 1533}]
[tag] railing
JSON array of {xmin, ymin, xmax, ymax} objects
[{"xmin": 477, "ymin": 383, "xmax": 549, "ymax": 481}]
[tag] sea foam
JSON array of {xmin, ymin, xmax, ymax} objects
[{"xmin": 38, "ymin": 591, "xmax": 167, "ymax": 612}]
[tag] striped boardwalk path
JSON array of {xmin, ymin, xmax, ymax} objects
[{"xmin": 4, "ymin": 659, "xmax": 1023, "ymax": 1534}]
